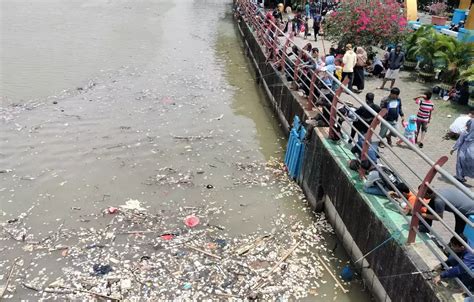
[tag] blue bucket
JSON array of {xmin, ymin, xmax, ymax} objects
[
  {"xmin": 463, "ymin": 215, "xmax": 474, "ymax": 243},
  {"xmin": 341, "ymin": 265, "xmax": 354, "ymax": 282}
]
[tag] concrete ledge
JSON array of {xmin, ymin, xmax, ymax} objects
[{"xmin": 308, "ymin": 128, "xmax": 441, "ymax": 302}]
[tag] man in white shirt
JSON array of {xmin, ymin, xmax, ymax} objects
[{"xmin": 446, "ymin": 110, "xmax": 473, "ymax": 140}]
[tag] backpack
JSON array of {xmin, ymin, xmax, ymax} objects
[
  {"xmin": 379, "ymin": 165, "xmax": 403, "ymax": 189},
  {"xmin": 314, "ymin": 14, "xmax": 322, "ymax": 24}
]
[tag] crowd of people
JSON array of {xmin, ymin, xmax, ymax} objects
[
  {"xmin": 256, "ymin": 0, "xmax": 474, "ymax": 294},
  {"xmin": 270, "ymin": 18, "xmax": 473, "ymax": 184}
]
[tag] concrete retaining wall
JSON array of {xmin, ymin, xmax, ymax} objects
[{"xmin": 236, "ymin": 16, "xmax": 441, "ymax": 302}]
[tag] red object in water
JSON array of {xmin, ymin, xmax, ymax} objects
[
  {"xmin": 107, "ymin": 207, "xmax": 118, "ymax": 214},
  {"xmin": 160, "ymin": 234, "xmax": 174, "ymax": 241},
  {"xmin": 184, "ymin": 215, "xmax": 200, "ymax": 228}
]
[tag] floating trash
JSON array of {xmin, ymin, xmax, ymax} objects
[{"xmin": 184, "ymin": 215, "xmax": 200, "ymax": 228}]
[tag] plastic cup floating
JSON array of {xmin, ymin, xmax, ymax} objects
[{"xmin": 184, "ymin": 215, "xmax": 200, "ymax": 228}]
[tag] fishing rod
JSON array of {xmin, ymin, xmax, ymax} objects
[{"xmin": 377, "ymin": 270, "xmax": 436, "ymax": 280}]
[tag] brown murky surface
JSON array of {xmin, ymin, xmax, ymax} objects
[{"xmin": 1, "ymin": 0, "xmax": 369, "ymax": 300}]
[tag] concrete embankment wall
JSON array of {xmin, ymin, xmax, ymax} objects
[{"xmin": 236, "ymin": 16, "xmax": 441, "ymax": 302}]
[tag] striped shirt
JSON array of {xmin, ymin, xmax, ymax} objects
[{"xmin": 416, "ymin": 98, "xmax": 434, "ymax": 122}]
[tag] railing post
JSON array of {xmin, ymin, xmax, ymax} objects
[
  {"xmin": 260, "ymin": 16, "xmax": 266, "ymax": 43},
  {"xmin": 359, "ymin": 108, "xmax": 388, "ymax": 178},
  {"xmin": 263, "ymin": 22, "xmax": 272, "ymax": 51},
  {"xmin": 272, "ymin": 23, "xmax": 279, "ymax": 62},
  {"xmin": 280, "ymin": 34, "xmax": 292, "ymax": 72},
  {"xmin": 293, "ymin": 51, "xmax": 303, "ymax": 83},
  {"xmin": 406, "ymin": 156, "xmax": 449, "ymax": 244},
  {"xmin": 306, "ymin": 71, "xmax": 318, "ymax": 111},
  {"xmin": 328, "ymin": 78, "xmax": 349, "ymax": 140}
]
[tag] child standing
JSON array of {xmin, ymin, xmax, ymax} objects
[
  {"xmin": 414, "ymin": 91, "xmax": 434, "ymax": 148},
  {"xmin": 397, "ymin": 114, "xmax": 417, "ymax": 145},
  {"xmin": 331, "ymin": 58, "xmax": 343, "ymax": 90}
]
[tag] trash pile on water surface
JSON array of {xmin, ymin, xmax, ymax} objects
[{"xmin": 0, "ymin": 159, "xmax": 350, "ymax": 300}]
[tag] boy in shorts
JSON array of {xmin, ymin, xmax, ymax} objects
[{"xmin": 414, "ymin": 91, "xmax": 434, "ymax": 148}]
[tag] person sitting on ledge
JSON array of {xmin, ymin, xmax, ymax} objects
[
  {"xmin": 361, "ymin": 160, "xmax": 404, "ymax": 196},
  {"xmin": 448, "ymin": 80, "xmax": 470, "ymax": 106},
  {"xmin": 387, "ymin": 183, "xmax": 433, "ymax": 215},
  {"xmin": 348, "ymin": 136, "xmax": 380, "ymax": 170}
]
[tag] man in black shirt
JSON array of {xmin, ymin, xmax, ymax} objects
[{"xmin": 350, "ymin": 93, "xmax": 381, "ymax": 142}]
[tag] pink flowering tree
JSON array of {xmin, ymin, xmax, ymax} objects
[{"xmin": 323, "ymin": 0, "xmax": 408, "ymax": 48}]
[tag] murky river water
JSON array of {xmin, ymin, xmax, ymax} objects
[{"xmin": 1, "ymin": 0, "xmax": 369, "ymax": 300}]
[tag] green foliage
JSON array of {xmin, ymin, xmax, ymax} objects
[
  {"xmin": 404, "ymin": 25, "xmax": 432, "ymax": 61},
  {"xmin": 408, "ymin": 25, "xmax": 438, "ymax": 72},
  {"xmin": 434, "ymin": 34, "xmax": 474, "ymax": 84},
  {"xmin": 405, "ymin": 25, "xmax": 473, "ymax": 80},
  {"xmin": 459, "ymin": 66, "xmax": 474, "ymax": 84}
]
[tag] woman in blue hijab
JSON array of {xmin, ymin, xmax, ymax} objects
[{"xmin": 451, "ymin": 118, "xmax": 474, "ymax": 183}]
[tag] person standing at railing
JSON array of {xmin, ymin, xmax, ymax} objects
[
  {"xmin": 349, "ymin": 92, "xmax": 380, "ymax": 143},
  {"xmin": 285, "ymin": 45, "xmax": 300, "ymax": 82},
  {"xmin": 321, "ymin": 55, "xmax": 336, "ymax": 88},
  {"xmin": 420, "ymin": 187, "xmax": 474, "ymax": 235},
  {"xmin": 451, "ymin": 118, "xmax": 474, "ymax": 184},
  {"xmin": 379, "ymin": 88, "xmax": 405, "ymax": 147},
  {"xmin": 342, "ymin": 44, "xmax": 357, "ymax": 91},
  {"xmin": 300, "ymin": 47, "xmax": 323, "ymax": 97}
]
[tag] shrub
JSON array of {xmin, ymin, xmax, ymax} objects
[{"xmin": 323, "ymin": 0, "xmax": 408, "ymax": 48}]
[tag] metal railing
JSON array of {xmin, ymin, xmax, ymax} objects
[{"xmin": 235, "ymin": 0, "xmax": 473, "ymax": 297}]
